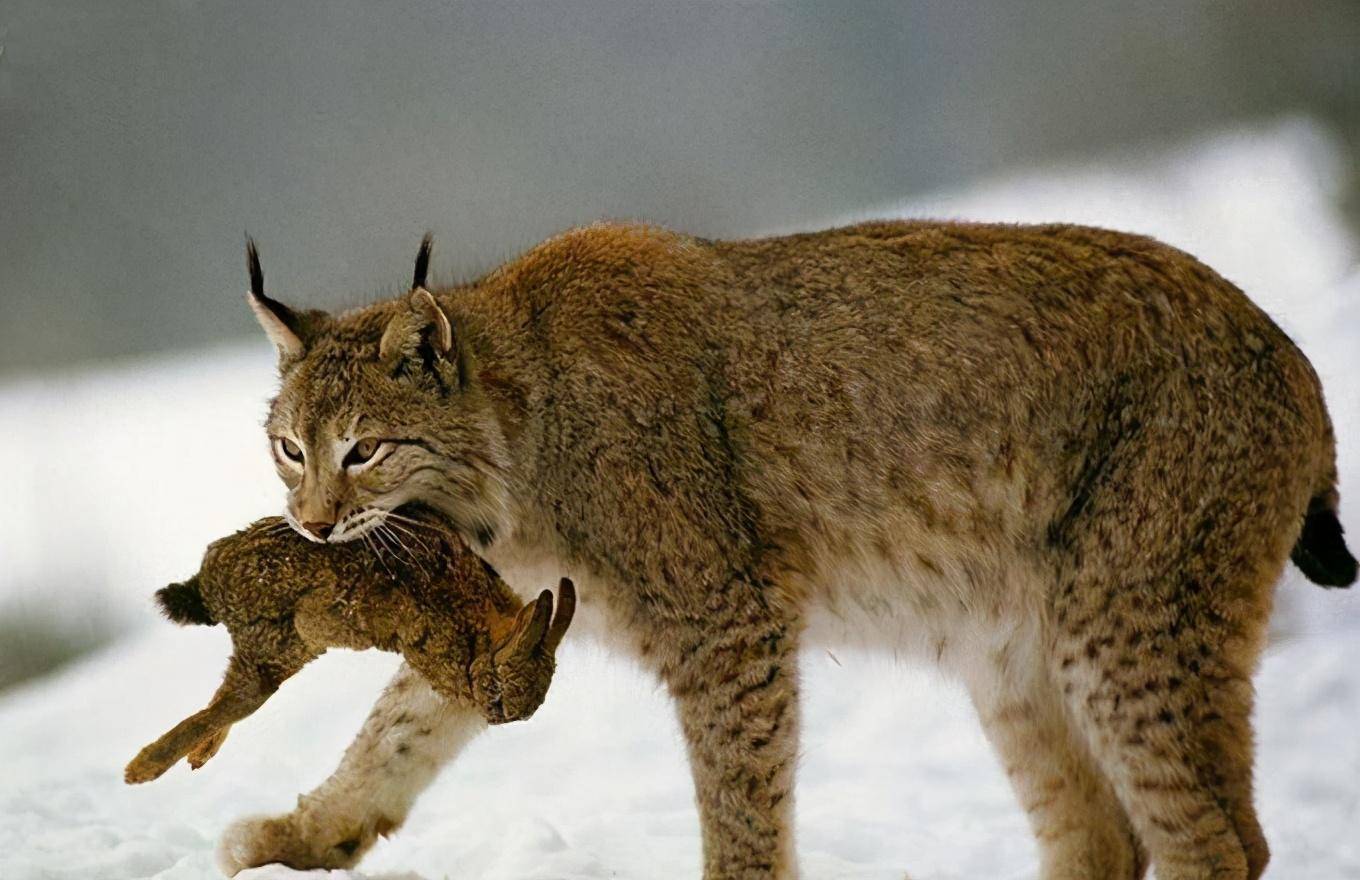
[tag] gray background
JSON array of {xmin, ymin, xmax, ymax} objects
[{"xmin": 3, "ymin": 0, "xmax": 1359, "ymax": 377}]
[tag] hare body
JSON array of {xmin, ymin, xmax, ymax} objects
[
  {"xmin": 126, "ymin": 513, "xmax": 574, "ymax": 787},
  {"xmin": 222, "ymin": 220, "xmax": 1353, "ymax": 879}
]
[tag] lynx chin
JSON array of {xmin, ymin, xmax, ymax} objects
[{"xmin": 220, "ymin": 220, "xmax": 1353, "ymax": 880}]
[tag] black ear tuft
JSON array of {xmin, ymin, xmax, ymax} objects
[
  {"xmin": 243, "ymin": 235, "xmax": 320, "ymax": 361},
  {"xmin": 412, "ymin": 233, "xmax": 434, "ymax": 290},
  {"xmin": 244, "ymin": 236, "xmax": 299, "ymax": 326},
  {"xmin": 246, "ymin": 235, "xmax": 265, "ymax": 300},
  {"xmin": 155, "ymin": 577, "xmax": 215, "ymax": 626}
]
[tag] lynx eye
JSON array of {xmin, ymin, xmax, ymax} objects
[
  {"xmin": 275, "ymin": 437, "xmax": 304, "ymax": 464},
  {"xmin": 343, "ymin": 437, "xmax": 388, "ymax": 469}
]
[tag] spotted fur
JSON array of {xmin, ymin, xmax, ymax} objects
[{"xmin": 223, "ymin": 220, "xmax": 1350, "ymax": 880}]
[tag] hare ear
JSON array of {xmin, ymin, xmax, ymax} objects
[
  {"xmin": 491, "ymin": 583, "xmax": 574, "ymax": 664},
  {"xmin": 244, "ymin": 238, "xmax": 307, "ymax": 362}
]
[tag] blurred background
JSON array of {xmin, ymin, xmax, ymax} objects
[
  {"xmin": 5, "ymin": 1, "xmax": 1360, "ymax": 375},
  {"xmin": 1, "ymin": 4, "xmax": 1359, "ymax": 878}
]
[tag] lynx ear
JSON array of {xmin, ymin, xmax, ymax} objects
[
  {"xmin": 244, "ymin": 237, "xmax": 307, "ymax": 361},
  {"xmin": 378, "ymin": 290, "xmax": 459, "ymax": 383},
  {"xmin": 378, "ymin": 236, "xmax": 462, "ymax": 389},
  {"xmin": 414, "ymin": 288, "xmax": 453, "ymax": 354}
]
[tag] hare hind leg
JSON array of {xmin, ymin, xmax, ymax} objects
[{"xmin": 964, "ymin": 623, "xmax": 1146, "ymax": 880}]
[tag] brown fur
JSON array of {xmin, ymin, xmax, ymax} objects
[
  {"xmin": 125, "ymin": 511, "xmax": 574, "ymax": 785},
  {"xmin": 224, "ymin": 220, "xmax": 1350, "ymax": 879}
]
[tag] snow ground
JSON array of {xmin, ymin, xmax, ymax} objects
[{"xmin": 2, "ymin": 117, "xmax": 1358, "ymax": 879}]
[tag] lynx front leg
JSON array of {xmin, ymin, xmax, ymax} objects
[
  {"xmin": 217, "ymin": 662, "xmax": 485, "ymax": 875},
  {"xmin": 662, "ymin": 609, "xmax": 801, "ymax": 880}
]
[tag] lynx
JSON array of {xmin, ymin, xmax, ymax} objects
[{"xmin": 218, "ymin": 220, "xmax": 1353, "ymax": 880}]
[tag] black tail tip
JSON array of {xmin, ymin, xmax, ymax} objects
[
  {"xmin": 155, "ymin": 577, "xmax": 215, "ymax": 625},
  {"xmin": 1291, "ymin": 507, "xmax": 1357, "ymax": 588}
]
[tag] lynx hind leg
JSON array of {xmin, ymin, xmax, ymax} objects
[
  {"xmin": 1039, "ymin": 370, "xmax": 1322, "ymax": 880},
  {"xmin": 1052, "ymin": 551, "xmax": 1276, "ymax": 880},
  {"xmin": 218, "ymin": 663, "xmax": 486, "ymax": 875},
  {"xmin": 965, "ymin": 623, "xmax": 1145, "ymax": 880}
]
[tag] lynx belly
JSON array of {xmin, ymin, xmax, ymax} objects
[{"xmin": 800, "ymin": 542, "xmax": 1048, "ymax": 684}]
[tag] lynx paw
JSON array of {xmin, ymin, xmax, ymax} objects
[{"xmin": 216, "ymin": 811, "xmax": 376, "ymax": 875}]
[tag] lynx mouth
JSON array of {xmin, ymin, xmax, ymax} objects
[
  {"xmin": 328, "ymin": 507, "xmax": 390, "ymax": 543},
  {"xmin": 282, "ymin": 510, "xmax": 327, "ymax": 544}
]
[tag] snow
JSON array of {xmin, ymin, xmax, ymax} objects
[
  {"xmin": 2, "ymin": 117, "xmax": 1358, "ymax": 879},
  {"xmin": 3, "ymin": 628, "xmax": 1358, "ymax": 878}
]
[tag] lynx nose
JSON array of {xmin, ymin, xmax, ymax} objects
[{"xmin": 303, "ymin": 521, "xmax": 334, "ymax": 541}]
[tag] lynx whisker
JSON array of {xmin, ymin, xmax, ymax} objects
[
  {"xmin": 394, "ymin": 526, "xmax": 434, "ymax": 580},
  {"xmin": 378, "ymin": 523, "xmax": 431, "ymax": 580},
  {"xmin": 361, "ymin": 532, "xmax": 397, "ymax": 580},
  {"xmin": 370, "ymin": 524, "xmax": 414, "ymax": 574},
  {"xmin": 383, "ymin": 510, "xmax": 442, "ymax": 535},
  {"xmin": 385, "ymin": 519, "xmax": 438, "ymax": 559}
]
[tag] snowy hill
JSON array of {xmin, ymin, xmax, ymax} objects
[{"xmin": 2, "ymin": 118, "xmax": 1357, "ymax": 879}]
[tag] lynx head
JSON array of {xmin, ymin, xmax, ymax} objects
[{"xmin": 247, "ymin": 236, "xmax": 510, "ymax": 547}]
